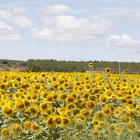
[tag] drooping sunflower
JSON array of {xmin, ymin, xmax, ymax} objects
[
  {"xmin": 30, "ymin": 123, "xmax": 41, "ymax": 132},
  {"xmin": 62, "ymin": 117, "xmax": 71, "ymax": 127},
  {"xmin": 23, "ymin": 121, "xmax": 32, "ymax": 130},
  {"xmin": 41, "ymin": 113, "xmax": 49, "ymax": 120},
  {"xmin": 27, "ymin": 106, "xmax": 39, "ymax": 117},
  {"xmin": 94, "ymin": 111, "xmax": 105, "ymax": 121},
  {"xmin": 127, "ymin": 122, "xmax": 137, "ymax": 132},
  {"xmin": 66, "ymin": 103, "xmax": 76, "ymax": 110},
  {"xmin": 124, "ymin": 69, "xmax": 128, "ymax": 73},
  {"xmin": 11, "ymin": 123, "xmax": 23, "ymax": 135},
  {"xmin": 120, "ymin": 114, "xmax": 130, "ymax": 124},
  {"xmin": 102, "ymin": 106, "xmax": 112, "ymax": 116},
  {"xmin": 105, "ymin": 68, "xmax": 110, "ymax": 74},
  {"xmin": 115, "ymin": 127, "xmax": 122, "ymax": 135},
  {"xmin": 92, "ymin": 130, "xmax": 100, "ymax": 138},
  {"xmin": 88, "ymin": 63, "xmax": 93, "ymax": 67},
  {"xmin": 1, "ymin": 128, "xmax": 11, "ymax": 138},
  {"xmin": 109, "ymin": 124, "xmax": 116, "ymax": 132},
  {"xmin": 80, "ymin": 108, "xmax": 91, "ymax": 119}
]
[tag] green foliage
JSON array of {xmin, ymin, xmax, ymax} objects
[{"xmin": 2, "ymin": 60, "xmax": 8, "ymax": 64}]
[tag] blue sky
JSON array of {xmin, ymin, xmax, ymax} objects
[{"xmin": 1, "ymin": 0, "xmax": 140, "ymax": 62}]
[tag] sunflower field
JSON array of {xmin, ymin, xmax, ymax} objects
[{"xmin": 0, "ymin": 67, "xmax": 140, "ymax": 140}]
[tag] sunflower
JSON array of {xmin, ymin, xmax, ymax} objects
[
  {"xmin": 105, "ymin": 90, "xmax": 113, "ymax": 98},
  {"xmin": 11, "ymin": 123, "xmax": 23, "ymax": 135},
  {"xmin": 62, "ymin": 117, "xmax": 71, "ymax": 126},
  {"xmin": 2, "ymin": 105, "xmax": 14, "ymax": 117},
  {"xmin": 1, "ymin": 128, "xmax": 11, "ymax": 138},
  {"xmin": 71, "ymin": 92, "xmax": 77, "ymax": 100},
  {"xmin": 92, "ymin": 130, "xmax": 100, "ymax": 138},
  {"xmin": 52, "ymin": 81, "xmax": 59, "ymax": 90},
  {"xmin": 58, "ymin": 107, "xmax": 67, "ymax": 115},
  {"xmin": 12, "ymin": 81, "xmax": 19, "ymax": 88},
  {"xmin": 0, "ymin": 84, "xmax": 6, "ymax": 90},
  {"xmin": 28, "ymin": 106, "xmax": 39, "ymax": 117},
  {"xmin": 127, "ymin": 122, "xmax": 137, "ymax": 132},
  {"xmin": 40, "ymin": 102, "xmax": 49, "ymax": 112},
  {"xmin": 23, "ymin": 121, "xmax": 32, "ymax": 129},
  {"xmin": 82, "ymin": 92, "xmax": 90, "ymax": 100},
  {"xmin": 66, "ymin": 95, "xmax": 74, "ymax": 103},
  {"xmin": 80, "ymin": 108, "xmax": 91, "ymax": 119},
  {"xmin": 31, "ymin": 93, "xmax": 38, "ymax": 101},
  {"xmin": 54, "ymin": 115, "xmax": 62, "ymax": 127},
  {"xmin": 46, "ymin": 116, "xmax": 54, "ymax": 127},
  {"xmin": 72, "ymin": 108, "xmax": 81, "ymax": 116},
  {"xmin": 115, "ymin": 127, "xmax": 122, "ymax": 135},
  {"xmin": 105, "ymin": 68, "xmax": 110, "ymax": 74},
  {"xmin": 58, "ymin": 85, "xmax": 65, "ymax": 92},
  {"xmin": 109, "ymin": 124, "xmax": 116, "ymax": 132},
  {"xmin": 120, "ymin": 115, "xmax": 130, "ymax": 124},
  {"xmin": 88, "ymin": 63, "xmax": 93, "ymax": 67},
  {"xmin": 88, "ymin": 95, "xmax": 97, "ymax": 101},
  {"xmin": 41, "ymin": 113, "xmax": 49, "ymax": 120},
  {"xmin": 46, "ymin": 109, "xmax": 52, "ymax": 115},
  {"xmin": 106, "ymin": 104, "xmax": 115, "ymax": 112},
  {"xmin": 15, "ymin": 99, "xmax": 25, "ymax": 111},
  {"xmin": 80, "ymin": 101, "xmax": 87, "ymax": 108},
  {"xmin": 46, "ymin": 95, "xmax": 54, "ymax": 103},
  {"xmin": 51, "ymin": 92, "xmax": 58, "ymax": 101},
  {"xmin": 59, "ymin": 93, "xmax": 68, "ymax": 102},
  {"xmin": 30, "ymin": 123, "xmax": 42, "ymax": 132},
  {"xmin": 102, "ymin": 106, "xmax": 112, "ymax": 116},
  {"xmin": 34, "ymin": 83, "xmax": 41, "ymax": 91},
  {"xmin": 124, "ymin": 69, "xmax": 128, "ymax": 73},
  {"xmin": 94, "ymin": 111, "xmax": 105, "ymax": 121},
  {"xmin": 86, "ymin": 101, "xmax": 96, "ymax": 110},
  {"xmin": 92, "ymin": 119, "xmax": 100, "ymax": 127},
  {"xmin": 99, "ymin": 95, "xmax": 108, "ymax": 104},
  {"xmin": 66, "ymin": 103, "xmax": 76, "ymax": 110}
]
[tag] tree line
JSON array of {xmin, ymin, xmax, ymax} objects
[{"xmin": 0, "ymin": 59, "xmax": 140, "ymax": 73}]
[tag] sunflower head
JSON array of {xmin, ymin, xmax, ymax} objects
[
  {"xmin": 88, "ymin": 63, "xmax": 93, "ymax": 67},
  {"xmin": 1, "ymin": 128, "xmax": 11, "ymax": 138},
  {"xmin": 11, "ymin": 123, "xmax": 23, "ymax": 135},
  {"xmin": 105, "ymin": 68, "xmax": 110, "ymax": 74},
  {"xmin": 124, "ymin": 69, "xmax": 128, "ymax": 73}
]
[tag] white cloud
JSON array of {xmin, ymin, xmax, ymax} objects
[
  {"xmin": 105, "ymin": 34, "xmax": 140, "ymax": 53},
  {"xmin": 12, "ymin": 7, "xmax": 30, "ymax": 14},
  {"xmin": 0, "ymin": 21, "xmax": 22, "ymax": 41},
  {"xmin": 126, "ymin": 12, "xmax": 140, "ymax": 20},
  {"xmin": 30, "ymin": 15, "xmax": 113, "ymax": 45},
  {"xmin": 0, "ymin": 10, "xmax": 35, "ymax": 28},
  {"xmin": 36, "ymin": 4, "xmax": 72, "ymax": 14}
]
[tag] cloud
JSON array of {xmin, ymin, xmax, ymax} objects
[
  {"xmin": 0, "ymin": 21, "xmax": 22, "ymax": 41},
  {"xmin": 36, "ymin": 4, "xmax": 72, "ymax": 14},
  {"xmin": 12, "ymin": 7, "xmax": 30, "ymax": 14},
  {"xmin": 126, "ymin": 11, "xmax": 140, "ymax": 20},
  {"xmin": 0, "ymin": 9, "xmax": 35, "ymax": 28},
  {"xmin": 30, "ymin": 15, "xmax": 113, "ymax": 45},
  {"xmin": 105, "ymin": 34, "xmax": 140, "ymax": 53}
]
